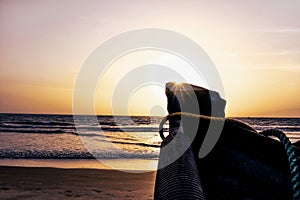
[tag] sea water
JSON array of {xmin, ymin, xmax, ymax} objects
[{"xmin": 0, "ymin": 113, "xmax": 299, "ymax": 169}]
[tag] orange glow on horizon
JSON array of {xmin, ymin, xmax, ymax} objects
[{"xmin": 0, "ymin": 1, "xmax": 299, "ymax": 117}]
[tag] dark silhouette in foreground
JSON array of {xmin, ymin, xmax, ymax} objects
[{"xmin": 155, "ymin": 82, "xmax": 299, "ymax": 200}]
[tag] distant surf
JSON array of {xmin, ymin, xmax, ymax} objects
[{"xmin": 0, "ymin": 113, "xmax": 299, "ymax": 159}]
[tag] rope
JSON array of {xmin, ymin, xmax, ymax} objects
[
  {"xmin": 159, "ymin": 112, "xmax": 255, "ymax": 140},
  {"xmin": 261, "ymin": 129, "xmax": 300, "ymax": 200}
]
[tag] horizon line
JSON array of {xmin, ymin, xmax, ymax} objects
[{"xmin": 1, "ymin": 112, "xmax": 299, "ymax": 118}]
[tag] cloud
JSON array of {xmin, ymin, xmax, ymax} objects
[
  {"xmin": 275, "ymin": 28, "xmax": 300, "ymax": 33},
  {"xmin": 231, "ymin": 27, "xmax": 300, "ymax": 34},
  {"xmin": 227, "ymin": 50, "xmax": 300, "ymax": 57}
]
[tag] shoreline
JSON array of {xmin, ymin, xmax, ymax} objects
[
  {"xmin": 0, "ymin": 158, "xmax": 158, "ymax": 172},
  {"xmin": 0, "ymin": 166, "xmax": 156, "ymax": 200}
]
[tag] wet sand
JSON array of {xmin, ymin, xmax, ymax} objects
[{"xmin": 0, "ymin": 166, "xmax": 156, "ymax": 200}]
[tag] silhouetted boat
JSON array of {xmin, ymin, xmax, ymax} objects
[{"xmin": 154, "ymin": 82, "xmax": 300, "ymax": 200}]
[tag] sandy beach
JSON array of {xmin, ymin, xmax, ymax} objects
[{"xmin": 0, "ymin": 166, "xmax": 156, "ymax": 200}]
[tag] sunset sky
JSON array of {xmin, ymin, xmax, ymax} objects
[{"xmin": 0, "ymin": 0, "xmax": 299, "ymax": 117}]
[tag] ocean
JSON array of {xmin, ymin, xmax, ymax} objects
[{"xmin": 0, "ymin": 113, "xmax": 299, "ymax": 165}]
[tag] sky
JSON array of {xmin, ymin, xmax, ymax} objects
[{"xmin": 0, "ymin": 0, "xmax": 299, "ymax": 117}]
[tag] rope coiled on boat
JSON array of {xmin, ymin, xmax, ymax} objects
[
  {"xmin": 159, "ymin": 112, "xmax": 255, "ymax": 140},
  {"xmin": 261, "ymin": 129, "xmax": 300, "ymax": 200}
]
